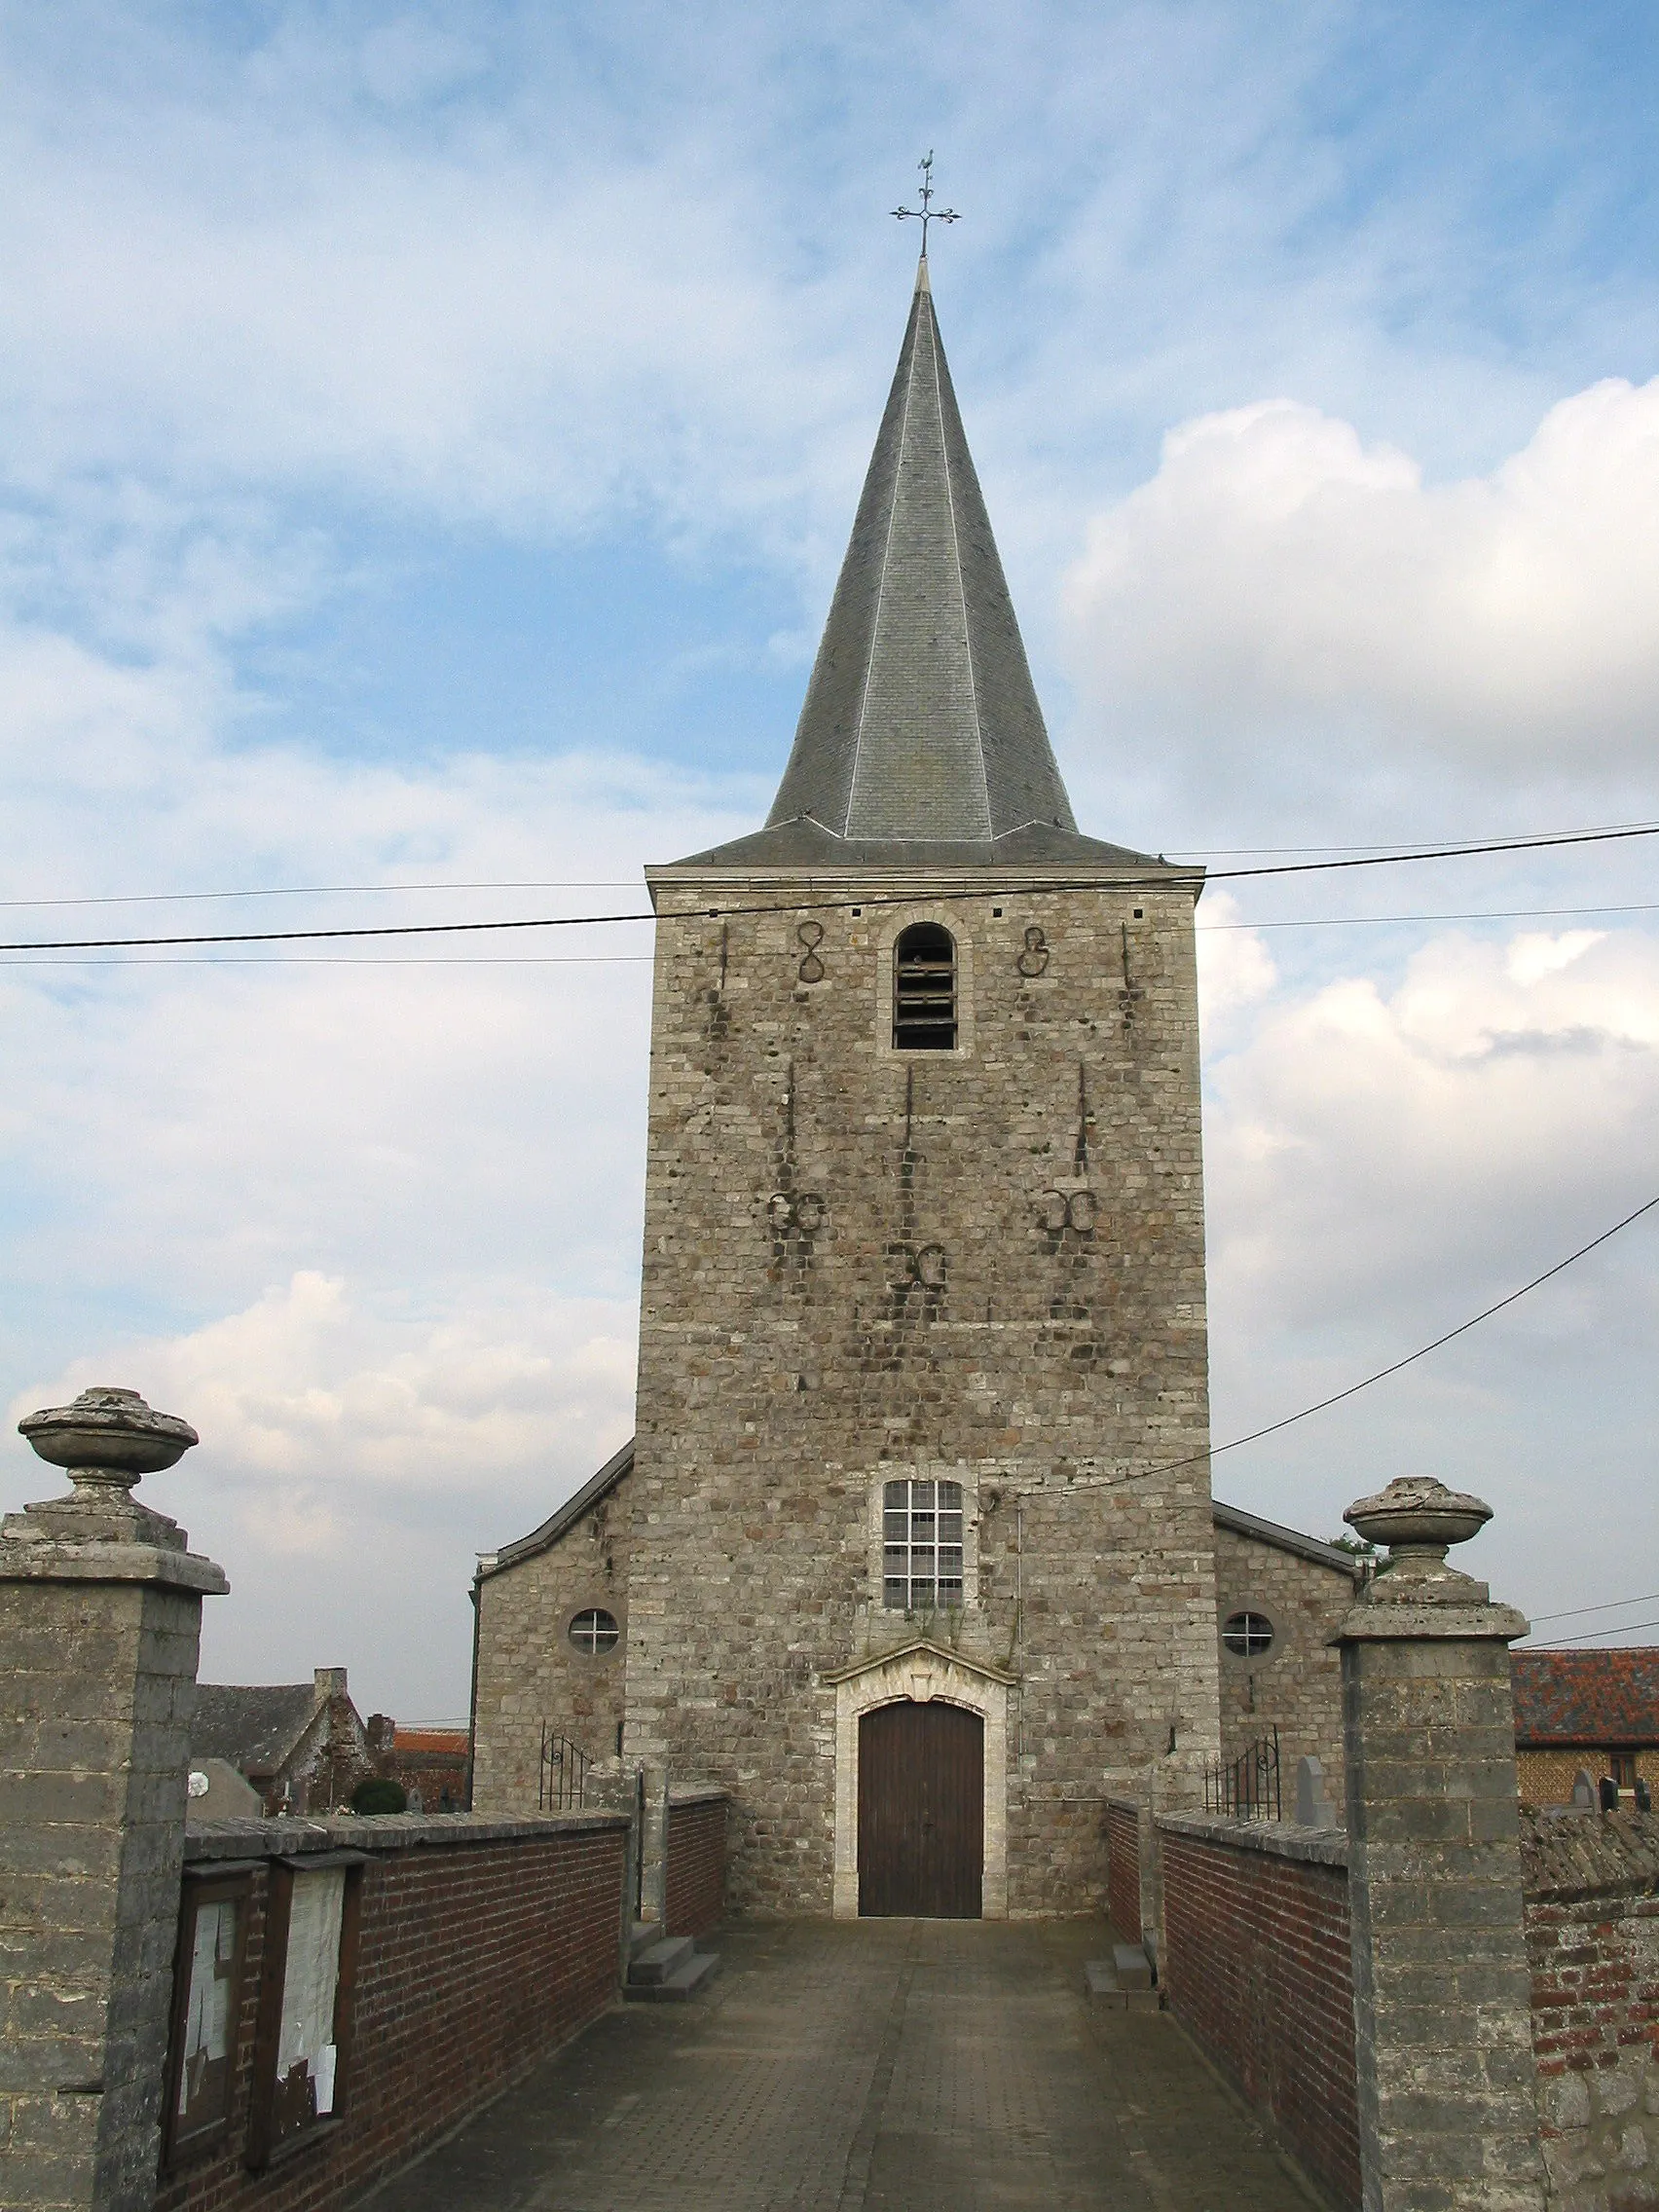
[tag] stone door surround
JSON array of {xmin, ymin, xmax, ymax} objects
[{"xmin": 822, "ymin": 1638, "xmax": 1015, "ymax": 1920}]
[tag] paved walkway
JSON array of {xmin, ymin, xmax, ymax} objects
[{"xmin": 370, "ymin": 1921, "xmax": 1321, "ymax": 2212}]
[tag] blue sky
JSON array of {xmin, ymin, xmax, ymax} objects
[{"xmin": 3, "ymin": 1, "xmax": 1659, "ymax": 1714}]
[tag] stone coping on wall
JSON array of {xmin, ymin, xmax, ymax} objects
[
  {"xmin": 1157, "ymin": 1811, "xmax": 1350, "ymax": 1870},
  {"xmin": 1519, "ymin": 1802, "xmax": 1659, "ymax": 1903},
  {"xmin": 668, "ymin": 1787, "xmax": 729, "ymax": 1809},
  {"xmin": 183, "ymin": 1809, "xmax": 630, "ymax": 1862},
  {"xmin": 1105, "ymin": 1794, "xmax": 1145, "ymax": 1816}
]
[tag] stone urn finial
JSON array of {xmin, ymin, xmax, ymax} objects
[
  {"xmin": 1344, "ymin": 1475, "xmax": 1492, "ymax": 1588},
  {"xmin": 10, "ymin": 1386, "xmax": 199, "ymax": 1552},
  {"xmin": 18, "ymin": 1385, "xmax": 198, "ymax": 1493}
]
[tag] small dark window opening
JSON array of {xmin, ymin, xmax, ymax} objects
[
  {"xmin": 1222, "ymin": 1610, "xmax": 1274, "ymax": 1658},
  {"xmin": 1611, "ymin": 1751, "xmax": 1638, "ymax": 1788},
  {"xmin": 894, "ymin": 924, "xmax": 957, "ymax": 1051},
  {"xmin": 570, "ymin": 1607, "xmax": 621, "ymax": 1656}
]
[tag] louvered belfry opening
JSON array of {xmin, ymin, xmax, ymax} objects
[{"xmin": 894, "ymin": 923, "xmax": 957, "ymax": 1050}]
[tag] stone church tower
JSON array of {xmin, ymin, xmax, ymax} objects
[{"xmin": 472, "ymin": 254, "xmax": 1235, "ymax": 1918}]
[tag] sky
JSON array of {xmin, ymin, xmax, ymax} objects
[{"xmin": 3, "ymin": 0, "xmax": 1658, "ymax": 1718}]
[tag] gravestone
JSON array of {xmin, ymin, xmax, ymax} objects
[{"xmin": 1295, "ymin": 1754, "xmax": 1337, "ymax": 1828}]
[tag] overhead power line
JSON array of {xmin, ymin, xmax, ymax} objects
[
  {"xmin": 1528, "ymin": 1591, "xmax": 1659, "ymax": 1626},
  {"xmin": 5, "ymin": 812, "xmax": 1655, "ymax": 910},
  {"xmin": 7, "ymin": 897, "xmax": 1659, "ymax": 968},
  {"xmin": 1203, "ymin": 899, "xmax": 1659, "ymax": 934},
  {"xmin": 3, "ymin": 820, "xmax": 1658, "ymax": 956},
  {"xmin": 1144, "ymin": 1192, "xmax": 1659, "ymax": 1480},
  {"xmin": 1524, "ymin": 1618, "xmax": 1659, "ymax": 1649}
]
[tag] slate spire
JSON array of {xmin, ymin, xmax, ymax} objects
[{"xmin": 765, "ymin": 253, "xmax": 1078, "ymax": 847}]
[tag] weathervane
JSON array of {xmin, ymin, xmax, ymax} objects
[{"xmin": 893, "ymin": 151, "xmax": 958, "ymax": 253}]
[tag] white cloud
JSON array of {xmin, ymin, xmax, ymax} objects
[
  {"xmin": 1207, "ymin": 922, "xmax": 1659, "ymax": 1325},
  {"xmin": 5, "ymin": 1271, "xmax": 637, "ymax": 1714},
  {"xmin": 1064, "ymin": 380, "xmax": 1659, "ymax": 783},
  {"xmin": 1198, "ymin": 919, "xmax": 1659, "ymax": 1630},
  {"xmin": 1195, "ymin": 889, "xmax": 1277, "ymax": 1034}
]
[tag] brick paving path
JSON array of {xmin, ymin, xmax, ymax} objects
[{"xmin": 367, "ymin": 1920, "xmax": 1321, "ymax": 2212}]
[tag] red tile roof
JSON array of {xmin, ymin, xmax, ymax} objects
[
  {"xmin": 394, "ymin": 1728, "xmax": 468, "ymax": 1755},
  {"xmin": 1512, "ymin": 1649, "xmax": 1659, "ymax": 1748}
]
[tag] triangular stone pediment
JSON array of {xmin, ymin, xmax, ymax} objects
[{"xmin": 821, "ymin": 1636, "xmax": 1017, "ymax": 1690}]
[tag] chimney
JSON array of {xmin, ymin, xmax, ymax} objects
[{"xmin": 313, "ymin": 1666, "xmax": 348, "ymax": 1700}]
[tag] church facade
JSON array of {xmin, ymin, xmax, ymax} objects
[{"xmin": 470, "ymin": 257, "xmax": 1360, "ymax": 1916}]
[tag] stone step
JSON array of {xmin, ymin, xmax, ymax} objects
[
  {"xmin": 625, "ymin": 1950, "xmax": 721, "ymax": 2003},
  {"xmin": 628, "ymin": 1936, "xmax": 696, "ymax": 1986},
  {"xmin": 1084, "ymin": 1957, "xmax": 1161, "ymax": 2012},
  {"xmin": 627, "ymin": 1919, "xmax": 663, "ymax": 1965},
  {"xmin": 1114, "ymin": 1941, "xmax": 1154, "ymax": 1991}
]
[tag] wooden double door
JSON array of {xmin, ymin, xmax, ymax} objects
[{"xmin": 858, "ymin": 1700, "xmax": 983, "ymax": 1918}]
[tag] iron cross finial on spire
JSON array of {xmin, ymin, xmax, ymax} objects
[{"xmin": 893, "ymin": 151, "xmax": 959, "ymax": 253}]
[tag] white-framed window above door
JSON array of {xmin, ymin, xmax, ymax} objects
[{"xmin": 883, "ymin": 1478, "xmax": 965, "ymax": 1610}]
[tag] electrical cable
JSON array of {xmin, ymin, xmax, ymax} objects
[
  {"xmin": 0, "ymin": 880, "xmax": 645, "ymax": 909},
  {"xmin": 4, "ymin": 819, "xmax": 1658, "ymax": 955},
  {"xmin": 1199, "ymin": 900, "xmax": 1659, "ymax": 934},
  {"xmin": 1524, "ymin": 1618, "xmax": 1659, "ymax": 1648},
  {"xmin": 1527, "ymin": 1592, "xmax": 1659, "ymax": 1625},
  {"xmin": 4, "ymin": 813, "xmax": 1655, "ymax": 909},
  {"xmin": 8, "ymin": 897, "xmax": 1659, "ymax": 967},
  {"xmin": 1142, "ymin": 1191, "xmax": 1659, "ymax": 1480}
]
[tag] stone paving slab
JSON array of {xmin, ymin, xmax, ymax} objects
[{"xmin": 361, "ymin": 1920, "xmax": 1324, "ymax": 2212}]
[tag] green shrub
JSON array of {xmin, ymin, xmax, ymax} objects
[{"xmin": 350, "ymin": 1776, "xmax": 407, "ymax": 1816}]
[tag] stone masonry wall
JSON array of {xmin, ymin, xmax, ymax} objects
[
  {"xmin": 0, "ymin": 1574, "xmax": 204, "ymax": 2212},
  {"xmin": 1105, "ymin": 1798, "xmax": 1142, "ymax": 1939},
  {"xmin": 1522, "ymin": 1805, "xmax": 1659, "ymax": 2212},
  {"xmin": 1214, "ymin": 1524, "xmax": 1355, "ymax": 1798},
  {"xmin": 471, "ymin": 1478, "xmax": 632, "ymax": 1812},
  {"xmin": 665, "ymin": 1791, "xmax": 728, "ymax": 1938},
  {"xmin": 627, "ymin": 871, "xmax": 1221, "ymax": 1915},
  {"xmin": 1159, "ymin": 1813, "xmax": 1362, "ymax": 2212},
  {"xmin": 156, "ymin": 1814, "xmax": 627, "ymax": 2212}
]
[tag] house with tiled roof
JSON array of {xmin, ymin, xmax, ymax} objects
[
  {"xmin": 191, "ymin": 1664, "xmax": 375, "ymax": 1816},
  {"xmin": 1512, "ymin": 1648, "xmax": 1659, "ymax": 1805}
]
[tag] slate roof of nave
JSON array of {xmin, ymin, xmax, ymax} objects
[
  {"xmin": 191, "ymin": 1682, "xmax": 320, "ymax": 1775},
  {"xmin": 477, "ymin": 1436, "xmax": 635, "ymax": 1581},
  {"xmin": 476, "ymin": 1439, "xmax": 1350, "ymax": 1586},
  {"xmin": 670, "ymin": 256, "xmax": 1177, "ymax": 879}
]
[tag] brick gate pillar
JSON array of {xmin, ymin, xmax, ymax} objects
[
  {"xmin": 1338, "ymin": 1475, "xmax": 1544, "ymax": 2212},
  {"xmin": 0, "ymin": 1387, "xmax": 227, "ymax": 2212}
]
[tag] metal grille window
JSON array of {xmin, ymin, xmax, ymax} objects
[
  {"xmin": 1222, "ymin": 1610, "xmax": 1274, "ymax": 1658},
  {"xmin": 569, "ymin": 1607, "xmax": 620, "ymax": 1655},
  {"xmin": 883, "ymin": 1479, "xmax": 964, "ymax": 1609},
  {"xmin": 893, "ymin": 924, "xmax": 957, "ymax": 1050}
]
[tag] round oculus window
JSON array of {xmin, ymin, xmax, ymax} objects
[
  {"xmin": 1222, "ymin": 1610, "xmax": 1273, "ymax": 1658},
  {"xmin": 569, "ymin": 1607, "xmax": 621, "ymax": 1656}
]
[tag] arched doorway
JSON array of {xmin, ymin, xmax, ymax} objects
[{"xmin": 858, "ymin": 1699, "xmax": 984, "ymax": 1917}]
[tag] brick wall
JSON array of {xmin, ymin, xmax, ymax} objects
[
  {"xmin": 1521, "ymin": 1805, "xmax": 1659, "ymax": 2210},
  {"xmin": 1158, "ymin": 1813, "xmax": 1361, "ymax": 2212},
  {"xmin": 1520, "ymin": 1748, "xmax": 1659, "ymax": 1809},
  {"xmin": 1105, "ymin": 1798, "xmax": 1141, "ymax": 1939},
  {"xmin": 665, "ymin": 1791, "xmax": 727, "ymax": 1937},
  {"xmin": 157, "ymin": 1812, "xmax": 627, "ymax": 2212}
]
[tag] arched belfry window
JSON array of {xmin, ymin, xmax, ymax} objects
[{"xmin": 893, "ymin": 924, "xmax": 957, "ymax": 1051}]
